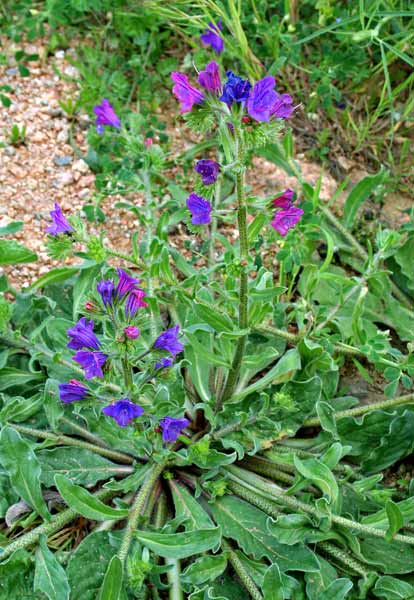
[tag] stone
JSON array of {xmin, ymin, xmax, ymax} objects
[
  {"xmin": 72, "ymin": 159, "xmax": 89, "ymax": 174},
  {"xmin": 53, "ymin": 156, "xmax": 72, "ymax": 167}
]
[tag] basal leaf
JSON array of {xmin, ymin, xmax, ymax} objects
[
  {"xmin": 38, "ymin": 447, "xmax": 123, "ymax": 487},
  {"xmin": 263, "ymin": 563, "xmax": 284, "ymax": 600},
  {"xmin": 54, "ymin": 474, "xmax": 128, "ymax": 521},
  {"xmin": 385, "ymin": 500, "xmax": 404, "ymax": 542},
  {"xmin": 98, "ymin": 555, "xmax": 124, "ymax": 600},
  {"xmin": 374, "ymin": 575, "xmax": 414, "ymax": 599},
  {"xmin": 34, "ymin": 535, "xmax": 70, "ymax": 600},
  {"xmin": 180, "ymin": 554, "xmax": 227, "ymax": 586},
  {"xmin": 135, "ymin": 527, "xmax": 221, "ymax": 559},
  {"xmin": 211, "ymin": 496, "xmax": 319, "ymax": 572},
  {"xmin": 170, "ymin": 480, "xmax": 214, "ymax": 531},
  {"xmin": 293, "ymin": 455, "xmax": 339, "ymax": 504},
  {"xmin": 0, "ymin": 426, "xmax": 50, "ymax": 521}
]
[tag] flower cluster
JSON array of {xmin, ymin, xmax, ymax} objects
[
  {"xmin": 270, "ymin": 189, "xmax": 304, "ymax": 236},
  {"xmin": 96, "ymin": 268, "xmax": 148, "ymax": 321}
]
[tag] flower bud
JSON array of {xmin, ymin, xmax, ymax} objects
[{"xmin": 144, "ymin": 137, "xmax": 153, "ymax": 147}]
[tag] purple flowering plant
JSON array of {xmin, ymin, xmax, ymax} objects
[{"xmin": 4, "ymin": 21, "xmax": 412, "ymax": 600}]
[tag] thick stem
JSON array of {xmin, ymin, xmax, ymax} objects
[
  {"xmin": 219, "ymin": 129, "xmax": 249, "ymax": 406},
  {"xmin": 303, "ymin": 392, "xmax": 414, "ymax": 427},
  {"xmin": 222, "ymin": 539, "xmax": 263, "ymax": 600},
  {"xmin": 225, "ymin": 466, "xmax": 414, "ymax": 546},
  {"xmin": 318, "ymin": 541, "xmax": 371, "ymax": 577},
  {"xmin": 60, "ymin": 416, "xmax": 109, "ymax": 448},
  {"xmin": 142, "ymin": 170, "xmax": 157, "ymax": 338},
  {"xmin": 118, "ymin": 460, "xmax": 167, "ymax": 563},
  {"xmin": 10, "ymin": 423, "xmax": 135, "ymax": 465},
  {"xmin": 166, "ymin": 558, "xmax": 184, "ymax": 600},
  {"xmin": 0, "ymin": 489, "xmax": 113, "ymax": 561}
]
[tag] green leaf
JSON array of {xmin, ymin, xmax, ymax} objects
[
  {"xmin": 181, "ymin": 554, "xmax": 227, "ymax": 586},
  {"xmin": 211, "ymin": 496, "xmax": 319, "ymax": 572},
  {"xmin": 0, "ymin": 367, "xmax": 44, "ymax": 391},
  {"xmin": 43, "ymin": 378, "xmax": 64, "ymax": 429},
  {"xmin": 342, "ymin": 171, "xmax": 385, "ymax": 229},
  {"xmin": 135, "ymin": 527, "xmax": 221, "ymax": 559},
  {"xmin": 193, "ymin": 303, "xmax": 234, "ymax": 333},
  {"xmin": 98, "ymin": 556, "xmax": 124, "ymax": 600},
  {"xmin": 247, "ymin": 213, "xmax": 266, "ymax": 244},
  {"xmin": 170, "ymin": 480, "xmax": 214, "ymax": 531},
  {"xmin": 0, "ymin": 426, "xmax": 50, "ymax": 521},
  {"xmin": 267, "ymin": 514, "xmax": 333, "ymax": 545},
  {"xmin": 361, "ymin": 497, "xmax": 414, "ymax": 530},
  {"xmin": 0, "ymin": 221, "xmax": 23, "ymax": 236},
  {"xmin": 385, "ymin": 500, "xmax": 404, "ymax": 542},
  {"xmin": 38, "ymin": 447, "xmax": 122, "ymax": 487},
  {"xmin": 34, "ymin": 535, "xmax": 70, "ymax": 600},
  {"xmin": 54, "ymin": 474, "xmax": 128, "ymax": 520},
  {"xmin": 374, "ymin": 576, "xmax": 414, "ymax": 599},
  {"xmin": 0, "ymin": 239, "xmax": 37, "ymax": 264},
  {"xmin": 357, "ymin": 537, "xmax": 414, "ymax": 574},
  {"xmin": 229, "ymin": 348, "xmax": 301, "ymax": 403},
  {"xmin": 72, "ymin": 264, "xmax": 101, "ymax": 319},
  {"xmin": 30, "ymin": 267, "xmax": 76, "ymax": 290},
  {"xmin": 263, "ymin": 564, "xmax": 284, "ymax": 600},
  {"xmin": 293, "ymin": 455, "xmax": 339, "ymax": 504},
  {"xmin": 67, "ymin": 531, "xmax": 121, "ymax": 600},
  {"xmin": 0, "ymin": 549, "xmax": 36, "ymax": 597}
]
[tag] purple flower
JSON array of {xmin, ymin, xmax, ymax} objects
[
  {"xmin": 58, "ymin": 380, "xmax": 89, "ymax": 404},
  {"xmin": 155, "ymin": 357, "xmax": 174, "ymax": 369},
  {"xmin": 45, "ymin": 203, "xmax": 73, "ymax": 236},
  {"xmin": 247, "ymin": 76, "xmax": 279, "ymax": 122},
  {"xmin": 116, "ymin": 268, "xmax": 139, "ymax": 299},
  {"xmin": 195, "ymin": 159, "xmax": 220, "ymax": 185},
  {"xmin": 154, "ymin": 325, "xmax": 183, "ymax": 357},
  {"xmin": 271, "ymin": 207, "xmax": 304, "ymax": 237},
  {"xmin": 102, "ymin": 398, "xmax": 144, "ymax": 427},
  {"xmin": 73, "ymin": 350, "xmax": 107, "ymax": 379},
  {"xmin": 186, "ymin": 193, "xmax": 212, "ymax": 225},
  {"xmin": 198, "ymin": 61, "xmax": 221, "ymax": 94},
  {"xmin": 97, "ymin": 280, "xmax": 114, "ymax": 306},
  {"xmin": 200, "ymin": 20, "xmax": 224, "ymax": 54},
  {"xmin": 93, "ymin": 99, "xmax": 121, "ymax": 134},
  {"xmin": 171, "ymin": 73, "xmax": 204, "ymax": 113},
  {"xmin": 219, "ymin": 71, "xmax": 251, "ymax": 106},
  {"xmin": 124, "ymin": 325, "xmax": 140, "ymax": 339},
  {"xmin": 271, "ymin": 93, "xmax": 294, "ymax": 119},
  {"xmin": 159, "ymin": 417, "xmax": 190, "ymax": 443},
  {"xmin": 273, "ymin": 188, "xmax": 294, "ymax": 209},
  {"xmin": 67, "ymin": 317, "xmax": 100, "ymax": 351},
  {"xmin": 125, "ymin": 288, "xmax": 148, "ymax": 318}
]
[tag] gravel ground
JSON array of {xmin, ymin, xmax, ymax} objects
[{"xmin": 1, "ymin": 38, "xmax": 410, "ymax": 290}]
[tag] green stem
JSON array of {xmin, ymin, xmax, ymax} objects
[
  {"xmin": 0, "ymin": 489, "xmax": 113, "ymax": 561},
  {"xmin": 212, "ymin": 416, "xmax": 257, "ymax": 440},
  {"xmin": 166, "ymin": 558, "xmax": 184, "ymax": 600},
  {"xmin": 218, "ymin": 128, "xmax": 249, "ymax": 407},
  {"xmin": 318, "ymin": 541, "xmax": 371, "ymax": 577},
  {"xmin": 106, "ymin": 247, "xmax": 146, "ymax": 271},
  {"xmin": 118, "ymin": 460, "xmax": 168, "ymax": 563},
  {"xmin": 225, "ymin": 466, "xmax": 414, "ymax": 546},
  {"xmin": 60, "ymin": 416, "xmax": 109, "ymax": 448},
  {"xmin": 222, "ymin": 539, "xmax": 263, "ymax": 600},
  {"xmin": 142, "ymin": 170, "xmax": 157, "ymax": 338},
  {"xmin": 303, "ymin": 392, "xmax": 414, "ymax": 427},
  {"xmin": 227, "ymin": 480, "xmax": 281, "ymax": 519},
  {"xmin": 10, "ymin": 423, "xmax": 135, "ymax": 465}
]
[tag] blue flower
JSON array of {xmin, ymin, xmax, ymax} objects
[
  {"xmin": 67, "ymin": 318, "xmax": 100, "ymax": 351},
  {"xmin": 115, "ymin": 268, "xmax": 139, "ymax": 299},
  {"xmin": 125, "ymin": 288, "xmax": 148, "ymax": 318},
  {"xmin": 97, "ymin": 280, "xmax": 114, "ymax": 306},
  {"xmin": 219, "ymin": 71, "xmax": 251, "ymax": 106},
  {"xmin": 194, "ymin": 159, "xmax": 220, "ymax": 185},
  {"xmin": 159, "ymin": 416, "xmax": 190, "ymax": 443},
  {"xmin": 154, "ymin": 325, "xmax": 183, "ymax": 357},
  {"xmin": 155, "ymin": 357, "xmax": 174, "ymax": 369},
  {"xmin": 171, "ymin": 72, "xmax": 204, "ymax": 113},
  {"xmin": 45, "ymin": 203, "xmax": 73, "ymax": 236},
  {"xmin": 200, "ymin": 20, "xmax": 224, "ymax": 54},
  {"xmin": 93, "ymin": 99, "xmax": 121, "ymax": 134},
  {"xmin": 186, "ymin": 193, "xmax": 212, "ymax": 225},
  {"xmin": 72, "ymin": 350, "xmax": 107, "ymax": 379},
  {"xmin": 102, "ymin": 398, "xmax": 144, "ymax": 427},
  {"xmin": 58, "ymin": 380, "xmax": 89, "ymax": 404}
]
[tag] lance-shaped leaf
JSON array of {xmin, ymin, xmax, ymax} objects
[
  {"xmin": 180, "ymin": 554, "xmax": 227, "ymax": 586},
  {"xmin": 170, "ymin": 480, "xmax": 214, "ymax": 531},
  {"xmin": 54, "ymin": 474, "xmax": 128, "ymax": 521},
  {"xmin": 34, "ymin": 535, "xmax": 70, "ymax": 600},
  {"xmin": 293, "ymin": 455, "xmax": 339, "ymax": 504},
  {"xmin": 0, "ymin": 426, "xmax": 50, "ymax": 521},
  {"xmin": 135, "ymin": 527, "xmax": 221, "ymax": 559},
  {"xmin": 98, "ymin": 556, "xmax": 124, "ymax": 600}
]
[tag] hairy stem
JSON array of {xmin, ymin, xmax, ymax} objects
[
  {"xmin": 60, "ymin": 416, "xmax": 109, "ymax": 448},
  {"xmin": 0, "ymin": 489, "xmax": 113, "ymax": 561},
  {"xmin": 303, "ymin": 392, "xmax": 414, "ymax": 427},
  {"xmin": 226, "ymin": 466, "xmax": 414, "ymax": 546},
  {"xmin": 222, "ymin": 539, "xmax": 263, "ymax": 600},
  {"xmin": 219, "ymin": 128, "xmax": 249, "ymax": 406},
  {"xmin": 318, "ymin": 541, "xmax": 371, "ymax": 577},
  {"xmin": 118, "ymin": 460, "xmax": 168, "ymax": 563},
  {"xmin": 10, "ymin": 423, "xmax": 135, "ymax": 464},
  {"xmin": 166, "ymin": 558, "xmax": 184, "ymax": 600}
]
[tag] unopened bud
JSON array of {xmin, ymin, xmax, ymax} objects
[
  {"xmin": 241, "ymin": 116, "xmax": 250, "ymax": 124},
  {"xmin": 154, "ymin": 426, "xmax": 161, "ymax": 433},
  {"xmin": 85, "ymin": 301, "xmax": 96, "ymax": 312},
  {"xmin": 144, "ymin": 137, "xmax": 153, "ymax": 148}
]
